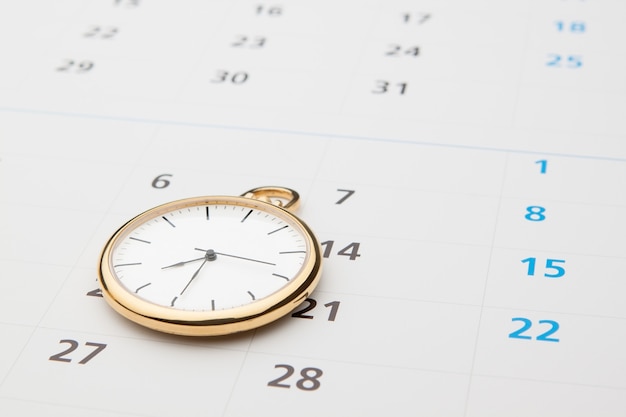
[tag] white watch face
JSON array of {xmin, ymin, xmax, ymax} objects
[{"xmin": 109, "ymin": 201, "xmax": 310, "ymax": 312}]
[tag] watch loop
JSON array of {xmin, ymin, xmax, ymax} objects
[{"xmin": 241, "ymin": 186, "xmax": 301, "ymax": 212}]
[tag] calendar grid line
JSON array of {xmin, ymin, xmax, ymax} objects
[{"xmin": 2, "ymin": 106, "xmax": 625, "ymax": 163}]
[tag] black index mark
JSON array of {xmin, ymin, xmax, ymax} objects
[
  {"xmin": 162, "ymin": 216, "xmax": 176, "ymax": 228},
  {"xmin": 171, "ymin": 296, "xmax": 178, "ymax": 307},
  {"xmin": 268, "ymin": 225, "xmax": 288, "ymax": 235},
  {"xmin": 135, "ymin": 283, "xmax": 151, "ymax": 293},
  {"xmin": 241, "ymin": 209, "xmax": 253, "ymax": 223},
  {"xmin": 206, "ymin": 206, "xmax": 210, "ymax": 220},
  {"xmin": 272, "ymin": 273, "xmax": 289, "ymax": 281},
  {"xmin": 247, "ymin": 291, "xmax": 256, "ymax": 300},
  {"xmin": 129, "ymin": 236, "xmax": 151, "ymax": 244},
  {"xmin": 114, "ymin": 262, "xmax": 142, "ymax": 267}
]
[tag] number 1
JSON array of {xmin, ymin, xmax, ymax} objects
[{"xmin": 535, "ymin": 159, "xmax": 547, "ymax": 174}]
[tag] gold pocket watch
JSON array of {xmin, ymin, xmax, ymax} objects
[{"xmin": 98, "ymin": 186, "xmax": 322, "ymax": 336}]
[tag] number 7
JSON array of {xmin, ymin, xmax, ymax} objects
[{"xmin": 335, "ymin": 189, "xmax": 355, "ymax": 204}]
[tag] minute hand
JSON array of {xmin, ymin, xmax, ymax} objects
[{"xmin": 194, "ymin": 248, "xmax": 276, "ymax": 266}]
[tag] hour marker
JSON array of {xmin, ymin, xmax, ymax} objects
[
  {"xmin": 272, "ymin": 273, "xmax": 289, "ymax": 281},
  {"xmin": 171, "ymin": 296, "xmax": 178, "ymax": 307},
  {"xmin": 268, "ymin": 225, "xmax": 288, "ymax": 235},
  {"xmin": 279, "ymin": 251, "xmax": 306, "ymax": 254},
  {"xmin": 162, "ymin": 216, "xmax": 176, "ymax": 228},
  {"xmin": 205, "ymin": 206, "xmax": 210, "ymax": 220},
  {"xmin": 135, "ymin": 283, "xmax": 151, "ymax": 293},
  {"xmin": 247, "ymin": 291, "xmax": 256, "ymax": 300},
  {"xmin": 211, "ymin": 299, "xmax": 216, "ymax": 310},
  {"xmin": 241, "ymin": 209, "xmax": 253, "ymax": 223},
  {"xmin": 129, "ymin": 236, "xmax": 151, "ymax": 244},
  {"xmin": 114, "ymin": 262, "xmax": 142, "ymax": 267}
]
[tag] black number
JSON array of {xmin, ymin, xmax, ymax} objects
[
  {"xmin": 337, "ymin": 242, "xmax": 361, "ymax": 260},
  {"xmin": 321, "ymin": 241, "xmax": 361, "ymax": 260},
  {"xmin": 211, "ymin": 71, "xmax": 249, "ymax": 84},
  {"xmin": 48, "ymin": 339, "xmax": 78, "ymax": 363},
  {"xmin": 152, "ymin": 174, "xmax": 172, "ymax": 189},
  {"xmin": 268, "ymin": 364, "xmax": 323, "ymax": 391},
  {"xmin": 291, "ymin": 298, "xmax": 316, "ymax": 319},
  {"xmin": 292, "ymin": 299, "xmax": 341, "ymax": 321},
  {"xmin": 372, "ymin": 80, "xmax": 408, "ymax": 95},
  {"xmin": 86, "ymin": 288, "xmax": 103, "ymax": 297},
  {"xmin": 114, "ymin": 0, "xmax": 139, "ymax": 7},
  {"xmin": 256, "ymin": 5, "xmax": 282, "ymax": 15},
  {"xmin": 78, "ymin": 342, "xmax": 108, "ymax": 364},
  {"xmin": 49, "ymin": 340, "xmax": 107, "ymax": 364},
  {"xmin": 402, "ymin": 12, "xmax": 431, "ymax": 24},
  {"xmin": 83, "ymin": 26, "xmax": 119, "ymax": 39},
  {"xmin": 335, "ymin": 189, "xmax": 355, "ymax": 204},
  {"xmin": 231, "ymin": 35, "xmax": 267, "ymax": 48},
  {"xmin": 56, "ymin": 60, "xmax": 94, "ymax": 73},
  {"xmin": 296, "ymin": 368, "xmax": 323, "ymax": 391},
  {"xmin": 268, "ymin": 364, "xmax": 294, "ymax": 388},
  {"xmin": 385, "ymin": 44, "xmax": 420, "ymax": 57},
  {"xmin": 324, "ymin": 301, "xmax": 340, "ymax": 322}
]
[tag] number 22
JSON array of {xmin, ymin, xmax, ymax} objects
[{"xmin": 509, "ymin": 318, "xmax": 560, "ymax": 342}]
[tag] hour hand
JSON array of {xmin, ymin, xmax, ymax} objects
[{"xmin": 161, "ymin": 256, "xmax": 206, "ymax": 269}]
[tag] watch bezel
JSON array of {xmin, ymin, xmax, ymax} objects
[{"xmin": 98, "ymin": 195, "xmax": 322, "ymax": 336}]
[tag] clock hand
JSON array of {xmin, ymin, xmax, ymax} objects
[
  {"xmin": 194, "ymin": 247, "xmax": 276, "ymax": 266},
  {"xmin": 161, "ymin": 256, "xmax": 206, "ymax": 269},
  {"xmin": 179, "ymin": 250, "xmax": 216, "ymax": 295}
]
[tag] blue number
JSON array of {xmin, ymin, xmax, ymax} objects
[
  {"xmin": 546, "ymin": 54, "xmax": 582, "ymax": 68},
  {"xmin": 567, "ymin": 55, "xmax": 583, "ymax": 68},
  {"xmin": 521, "ymin": 257, "xmax": 537, "ymax": 275},
  {"xmin": 509, "ymin": 318, "xmax": 560, "ymax": 342},
  {"xmin": 509, "ymin": 318, "xmax": 533, "ymax": 340},
  {"xmin": 570, "ymin": 22, "xmax": 586, "ymax": 33},
  {"xmin": 555, "ymin": 21, "xmax": 586, "ymax": 33},
  {"xmin": 525, "ymin": 206, "xmax": 546, "ymax": 221},
  {"xmin": 521, "ymin": 258, "xmax": 565, "ymax": 278},
  {"xmin": 535, "ymin": 159, "xmax": 547, "ymax": 174},
  {"xmin": 536, "ymin": 320, "xmax": 560, "ymax": 342},
  {"xmin": 546, "ymin": 53, "xmax": 561, "ymax": 66},
  {"xmin": 544, "ymin": 259, "xmax": 566, "ymax": 278}
]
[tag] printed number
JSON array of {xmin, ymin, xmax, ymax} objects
[
  {"xmin": 385, "ymin": 44, "xmax": 420, "ymax": 57},
  {"xmin": 535, "ymin": 159, "xmax": 547, "ymax": 174},
  {"xmin": 231, "ymin": 35, "xmax": 267, "ymax": 48},
  {"xmin": 372, "ymin": 81, "xmax": 408, "ymax": 95},
  {"xmin": 555, "ymin": 21, "xmax": 586, "ymax": 33},
  {"xmin": 211, "ymin": 70, "xmax": 249, "ymax": 84},
  {"xmin": 509, "ymin": 318, "xmax": 560, "ymax": 342},
  {"xmin": 83, "ymin": 26, "xmax": 119, "ymax": 39},
  {"xmin": 291, "ymin": 299, "xmax": 341, "ymax": 321},
  {"xmin": 152, "ymin": 174, "xmax": 173, "ymax": 189},
  {"xmin": 546, "ymin": 54, "xmax": 582, "ymax": 68},
  {"xmin": 49, "ymin": 340, "xmax": 107, "ymax": 364},
  {"xmin": 114, "ymin": 0, "xmax": 139, "ymax": 7},
  {"xmin": 335, "ymin": 189, "xmax": 355, "ymax": 204},
  {"xmin": 256, "ymin": 5, "xmax": 282, "ymax": 15},
  {"xmin": 525, "ymin": 206, "xmax": 546, "ymax": 222},
  {"xmin": 86, "ymin": 288, "xmax": 103, "ymax": 297},
  {"xmin": 521, "ymin": 257, "xmax": 566, "ymax": 278},
  {"xmin": 56, "ymin": 60, "xmax": 94, "ymax": 73},
  {"xmin": 402, "ymin": 12, "xmax": 431, "ymax": 24},
  {"xmin": 320, "ymin": 241, "xmax": 361, "ymax": 260},
  {"xmin": 268, "ymin": 365, "xmax": 323, "ymax": 391}
]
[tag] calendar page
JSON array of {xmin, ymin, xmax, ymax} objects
[{"xmin": 1, "ymin": 1, "xmax": 625, "ymax": 416}]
